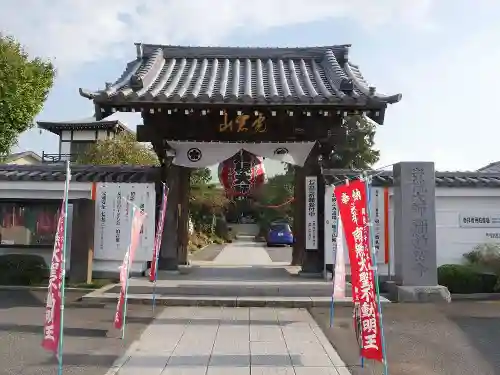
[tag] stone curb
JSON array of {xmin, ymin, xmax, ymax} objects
[
  {"xmin": 81, "ymin": 293, "xmax": 391, "ymax": 308},
  {"xmin": 452, "ymin": 293, "xmax": 500, "ymax": 301},
  {"xmin": 0, "ymin": 285, "xmax": 96, "ymax": 292},
  {"xmin": 103, "ymin": 342, "xmax": 139, "ymax": 375}
]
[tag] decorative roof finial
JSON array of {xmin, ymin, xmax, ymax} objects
[{"xmin": 136, "ymin": 43, "xmax": 143, "ymax": 59}]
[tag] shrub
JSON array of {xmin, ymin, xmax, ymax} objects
[
  {"xmin": 0, "ymin": 254, "xmax": 48, "ymax": 285},
  {"xmin": 464, "ymin": 243, "xmax": 500, "ymax": 272},
  {"xmin": 438, "ymin": 264, "xmax": 483, "ymax": 294}
]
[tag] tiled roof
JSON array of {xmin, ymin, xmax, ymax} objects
[
  {"xmin": 79, "ymin": 44, "xmax": 402, "ymax": 106},
  {"xmin": 0, "ymin": 165, "xmax": 159, "ymax": 183},
  {"xmin": 5, "ymin": 151, "xmax": 42, "ymax": 163},
  {"xmin": 477, "ymin": 161, "xmax": 500, "ymax": 173},
  {"xmin": 2, "ymin": 165, "xmax": 499, "ymax": 187},
  {"xmin": 37, "ymin": 114, "xmax": 130, "ymax": 135},
  {"xmin": 323, "ymin": 169, "xmax": 500, "ymax": 188}
]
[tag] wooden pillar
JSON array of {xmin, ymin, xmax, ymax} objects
[
  {"xmin": 68, "ymin": 199, "xmax": 95, "ymax": 283},
  {"xmin": 177, "ymin": 167, "xmax": 191, "ymax": 265},
  {"xmin": 299, "ymin": 145, "xmax": 325, "ymax": 276},
  {"xmin": 158, "ymin": 165, "xmax": 180, "ymax": 270}
]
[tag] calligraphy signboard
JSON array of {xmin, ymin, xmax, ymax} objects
[
  {"xmin": 305, "ymin": 176, "xmax": 318, "ymax": 250},
  {"xmin": 218, "ymin": 111, "xmax": 267, "ymax": 134},
  {"xmin": 371, "ymin": 187, "xmax": 386, "ymax": 264},
  {"xmin": 93, "ymin": 183, "xmax": 155, "ymax": 262},
  {"xmin": 324, "ymin": 185, "xmax": 338, "ymax": 264}
]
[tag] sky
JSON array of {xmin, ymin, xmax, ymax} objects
[{"xmin": 2, "ymin": 0, "xmax": 500, "ymax": 178}]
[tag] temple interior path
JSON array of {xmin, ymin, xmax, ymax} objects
[
  {"xmin": 211, "ymin": 240, "xmax": 273, "ymax": 266},
  {"xmin": 112, "ymin": 306, "xmax": 350, "ymax": 375}
]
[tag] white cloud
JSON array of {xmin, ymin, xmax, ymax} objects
[
  {"xmin": 374, "ymin": 27, "xmax": 500, "ymax": 171},
  {"xmin": 0, "ymin": 0, "xmax": 434, "ymax": 70}
]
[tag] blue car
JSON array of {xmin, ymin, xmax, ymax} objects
[{"xmin": 267, "ymin": 223, "xmax": 294, "ymax": 246}]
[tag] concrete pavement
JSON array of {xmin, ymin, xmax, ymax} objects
[
  {"xmin": 212, "ymin": 240, "xmax": 273, "ymax": 265},
  {"xmin": 109, "ymin": 307, "xmax": 350, "ymax": 375}
]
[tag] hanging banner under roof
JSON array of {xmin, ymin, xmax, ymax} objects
[{"xmin": 167, "ymin": 141, "xmax": 315, "ymax": 168}]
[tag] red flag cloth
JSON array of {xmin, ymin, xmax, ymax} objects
[
  {"xmin": 334, "ymin": 179, "xmax": 383, "ymax": 362},
  {"xmin": 149, "ymin": 186, "xmax": 168, "ymax": 282},
  {"xmin": 41, "ymin": 201, "xmax": 66, "ymax": 354},
  {"xmin": 114, "ymin": 207, "xmax": 147, "ymax": 330}
]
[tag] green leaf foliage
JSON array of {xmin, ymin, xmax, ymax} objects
[
  {"xmin": 0, "ymin": 34, "xmax": 55, "ymax": 157},
  {"xmin": 255, "ymin": 173, "xmax": 294, "ymax": 227},
  {"xmin": 76, "ymin": 131, "xmax": 159, "ymax": 166},
  {"xmin": 330, "ymin": 115, "xmax": 380, "ymax": 169},
  {"xmin": 190, "ymin": 167, "xmax": 212, "ymax": 185}
]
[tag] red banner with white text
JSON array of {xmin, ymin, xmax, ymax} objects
[
  {"xmin": 149, "ymin": 185, "xmax": 168, "ymax": 282},
  {"xmin": 114, "ymin": 207, "xmax": 147, "ymax": 330},
  {"xmin": 41, "ymin": 200, "xmax": 66, "ymax": 354},
  {"xmin": 334, "ymin": 179, "xmax": 383, "ymax": 362}
]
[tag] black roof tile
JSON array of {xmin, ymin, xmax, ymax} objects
[
  {"xmin": 0, "ymin": 165, "xmax": 159, "ymax": 183},
  {"xmin": 2, "ymin": 165, "xmax": 500, "ymax": 188},
  {"xmin": 80, "ymin": 44, "xmax": 402, "ymax": 107},
  {"xmin": 323, "ymin": 169, "xmax": 500, "ymax": 188},
  {"xmin": 37, "ymin": 115, "xmax": 129, "ymax": 136}
]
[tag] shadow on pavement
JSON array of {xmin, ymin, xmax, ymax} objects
[
  {"xmin": 0, "ymin": 323, "xmax": 108, "ymax": 337},
  {"xmin": 0, "ymin": 290, "xmax": 45, "ymax": 308},
  {"xmin": 310, "ymin": 302, "xmax": 500, "ymax": 375}
]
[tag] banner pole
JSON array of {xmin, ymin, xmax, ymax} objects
[
  {"xmin": 365, "ymin": 175, "xmax": 389, "ymax": 375},
  {"xmin": 57, "ymin": 161, "xmax": 71, "ymax": 375},
  {"xmin": 152, "ymin": 184, "xmax": 168, "ymax": 314}
]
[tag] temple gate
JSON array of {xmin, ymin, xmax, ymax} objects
[{"xmin": 79, "ymin": 43, "xmax": 401, "ymax": 275}]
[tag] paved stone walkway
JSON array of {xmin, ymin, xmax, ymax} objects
[
  {"xmin": 212, "ymin": 240, "xmax": 273, "ymax": 265},
  {"xmin": 110, "ymin": 307, "xmax": 350, "ymax": 375}
]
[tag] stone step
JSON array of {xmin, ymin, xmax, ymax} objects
[
  {"xmin": 81, "ymin": 293, "xmax": 391, "ymax": 308},
  {"xmin": 105, "ymin": 283, "xmax": 343, "ymax": 297}
]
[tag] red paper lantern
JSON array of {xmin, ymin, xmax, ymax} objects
[{"xmin": 218, "ymin": 150, "xmax": 266, "ymax": 197}]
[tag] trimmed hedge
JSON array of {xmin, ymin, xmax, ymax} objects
[
  {"xmin": 438, "ymin": 264, "xmax": 498, "ymax": 293},
  {"xmin": 0, "ymin": 254, "xmax": 48, "ymax": 285}
]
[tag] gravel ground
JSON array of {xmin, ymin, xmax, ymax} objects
[
  {"xmin": 0, "ymin": 290, "xmax": 160, "ymax": 375},
  {"xmin": 310, "ymin": 301, "xmax": 500, "ymax": 375},
  {"xmin": 189, "ymin": 243, "xmax": 226, "ymax": 261},
  {"xmin": 264, "ymin": 245, "xmax": 292, "ymax": 263}
]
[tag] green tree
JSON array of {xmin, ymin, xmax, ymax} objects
[
  {"xmin": 330, "ymin": 115, "xmax": 380, "ymax": 169},
  {"xmin": 76, "ymin": 131, "xmax": 159, "ymax": 165},
  {"xmin": 190, "ymin": 168, "xmax": 212, "ymax": 185},
  {"xmin": 255, "ymin": 172, "xmax": 295, "ymax": 229},
  {"xmin": 0, "ymin": 35, "xmax": 55, "ymax": 157}
]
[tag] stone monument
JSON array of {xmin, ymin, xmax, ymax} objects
[{"xmin": 390, "ymin": 162, "xmax": 451, "ymax": 302}]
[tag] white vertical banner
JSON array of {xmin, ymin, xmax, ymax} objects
[
  {"xmin": 94, "ymin": 183, "xmax": 155, "ymax": 261},
  {"xmin": 370, "ymin": 187, "xmax": 385, "ymax": 263},
  {"xmin": 324, "ymin": 185, "xmax": 337, "ymax": 264},
  {"xmin": 305, "ymin": 176, "xmax": 318, "ymax": 250}
]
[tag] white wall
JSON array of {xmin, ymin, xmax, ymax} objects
[
  {"xmin": 59, "ymin": 129, "xmax": 115, "ymax": 158},
  {"xmin": 434, "ymin": 189, "xmax": 500, "ymax": 266},
  {"xmin": 326, "ymin": 186, "xmax": 500, "ymax": 278}
]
